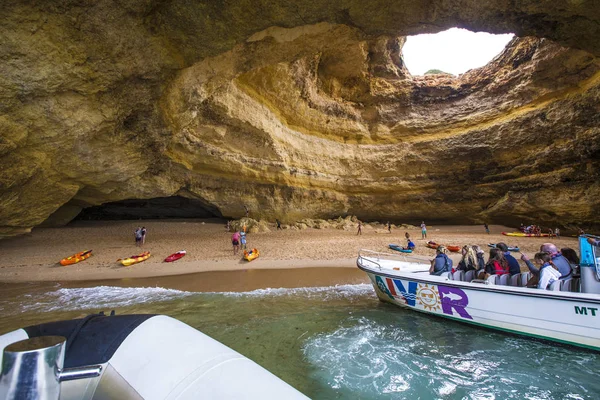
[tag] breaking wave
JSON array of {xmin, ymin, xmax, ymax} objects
[{"xmin": 1, "ymin": 283, "xmax": 374, "ymax": 315}]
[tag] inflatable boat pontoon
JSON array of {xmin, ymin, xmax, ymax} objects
[{"xmin": 0, "ymin": 313, "xmax": 308, "ymax": 399}]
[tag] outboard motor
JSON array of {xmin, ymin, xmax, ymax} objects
[
  {"xmin": 0, "ymin": 336, "xmax": 102, "ymax": 400},
  {"xmin": 579, "ymin": 235, "xmax": 600, "ymax": 294}
]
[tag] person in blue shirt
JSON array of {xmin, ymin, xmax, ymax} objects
[
  {"xmin": 406, "ymin": 238, "xmax": 415, "ymax": 250},
  {"xmin": 496, "ymin": 242, "xmax": 520, "ymax": 275},
  {"xmin": 429, "ymin": 246, "xmax": 452, "ymax": 276}
]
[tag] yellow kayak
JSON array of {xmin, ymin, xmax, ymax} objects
[
  {"xmin": 121, "ymin": 251, "xmax": 151, "ymax": 266},
  {"xmin": 502, "ymin": 232, "xmax": 550, "ymax": 237},
  {"xmin": 243, "ymin": 248, "xmax": 259, "ymax": 262}
]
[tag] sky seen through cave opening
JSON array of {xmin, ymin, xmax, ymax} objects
[{"xmin": 403, "ymin": 28, "xmax": 515, "ymax": 76}]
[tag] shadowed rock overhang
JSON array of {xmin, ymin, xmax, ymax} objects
[{"xmin": 1, "ymin": 0, "xmax": 599, "ymax": 237}]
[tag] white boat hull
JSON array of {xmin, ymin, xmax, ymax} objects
[{"xmin": 358, "ymin": 257, "xmax": 600, "ymax": 351}]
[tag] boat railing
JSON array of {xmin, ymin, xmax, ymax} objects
[{"xmin": 357, "ymin": 249, "xmax": 430, "ymax": 270}]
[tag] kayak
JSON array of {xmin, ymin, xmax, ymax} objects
[
  {"xmin": 121, "ymin": 251, "xmax": 151, "ymax": 266},
  {"xmin": 244, "ymin": 248, "xmax": 260, "ymax": 262},
  {"xmin": 165, "ymin": 250, "xmax": 186, "ymax": 262},
  {"xmin": 488, "ymin": 243, "xmax": 520, "ymax": 252},
  {"xmin": 389, "ymin": 244, "xmax": 413, "ymax": 253},
  {"xmin": 427, "ymin": 241, "xmax": 459, "ymax": 252},
  {"xmin": 60, "ymin": 250, "xmax": 92, "ymax": 266},
  {"xmin": 502, "ymin": 232, "xmax": 550, "ymax": 237}
]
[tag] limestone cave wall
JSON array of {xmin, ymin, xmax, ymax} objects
[{"xmin": 1, "ymin": 0, "xmax": 599, "ymax": 236}]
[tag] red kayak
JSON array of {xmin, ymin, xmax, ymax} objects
[{"xmin": 165, "ymin": 250, "xmax": 186, "ymax": 263}]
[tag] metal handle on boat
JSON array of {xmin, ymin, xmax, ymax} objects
[
  {"xmin": 0, "ymin": 336, "xmax": 65, "ymax": 400},
  {"xmin": 59, "ymin": 365, "xmax": 103, "ymax": 381}
]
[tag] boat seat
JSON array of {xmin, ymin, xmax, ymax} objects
[
  {"xmin": 549, "ymin": 280, "xmax": 561, "ymax": 291},
  {"xmin": 447, "ymin": 272, "xmax": 454, "ymax": 280},
  {"xmin": 519, "ymin": 272, "xmax": 531, "ymax": 287},
  {"xmin": 497, "ymin": 274, "xmax": 510, "ymax": 286},
  {"xmin": 571, "ymin": 278, "xmax": 580, "ymax": 292},
  {"xmin": 486, "ymin": 274, "xmax": 498, "ymax": 285},
  {"xmin": 560, "ymin": 278, "xmax": 572, "ymax": 292},
  {"xmin": 509, "ymin": 274, "xmax": 520, "ymax": 287},
  {"xmin": 452, "ymin": 270, "xmax": 465, "ymax": 282},
  {"xmin": 464, "ymin": 270, "xmax": 476, "ymax": 282}
]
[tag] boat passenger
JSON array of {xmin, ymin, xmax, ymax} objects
[
  {"xmin": 588, "ymin": 237, "xmax": 600, "ymax": 247},
  {"xmin": 429, "ymin": 246, "xmax": 452, "ymax": 276},
  {"xmin": 484, "ymin": 248, "xmax": 509, "ymax": 276},
  {"xmin": 406, "ymin": 238, "xmax": 415, "ymax": 250},
  {"xmin": 472, "ymin": 245, "xmax": 486, "ymax": 270},
  {"xmin": 457, "ymin": 245, "xmax": 477, "ymax": 272},
  {"xmin": 561, "ymin": 247, "xmax": 580, "ymax": 277},
  {"xmin": 496, "ymin": 242, "xmax": 521, "ymax": 275},
  {"xmin": 541, "ymin": 243, "xmax": 572, "ymax": 280},
  {"xmin": 532, "ymin": 252, "xmax": 561, "ymax": 290}
]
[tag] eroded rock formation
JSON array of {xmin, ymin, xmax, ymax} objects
[{"xmin": 1, "ymin": 0, "xmax": 599, "ymax": 236}]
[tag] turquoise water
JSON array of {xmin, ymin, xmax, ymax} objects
[{"xmin": 1, "ymin": 282, "xmax": 599, "ymax": 399}]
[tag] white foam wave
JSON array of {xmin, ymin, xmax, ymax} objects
[
  {"xmin": 2, "ymin": 283, "xmax": 374, "ymax": 315},
  {"xmin": 220, "ymin": 283, "xmax": 374, "ymax": 300},
  {"xmin": 11, "ymin": 286, "xmax": 194, "ymax": 314}
]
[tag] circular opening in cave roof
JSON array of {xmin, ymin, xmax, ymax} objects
[{"xmin": 402, "ymin": 28, "xmax": 514, "ymax": 76}]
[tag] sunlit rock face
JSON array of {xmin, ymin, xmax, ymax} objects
[{"xmin": 1, "ymin": 0, "xmax": 599, "ymax": 237}]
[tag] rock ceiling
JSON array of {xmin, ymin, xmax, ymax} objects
[{"xmin": 1, "ymin": 0, "xmax": 599, "ymax": 237}]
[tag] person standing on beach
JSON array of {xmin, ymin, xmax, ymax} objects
[
  {"xmin": 134, "ymin": 227, "xmax": 142, "ymax": 247},
  {"xmin": 357, "ymin": 221, "xmax": 362, "ymax": 235},
  {"xmin": 484, "ymin": 223, "xmax": 490, "ymax": 234},
  {"xmin": 240, "ymin": 231, "xmax": 247, "ymax": 250},
  {"xmin": 276, "ymin": 219, "xmax": 282, "ymax": 230},
  {"xmin": 231, "ymin": 231, "xmax": 241, "ymax": 255},
  {"xmin": 554, "ymin": 227, "xmax": 560, "ymax": 238},
  {"xmin": 141, "ymin": 227, "xmax": 147, "ymax": 245},
  {"xmin": 420, "ymin": 221, "xmax": 427, "ymax": 239},
  {"xmin": 387, "ymin": 221, "xmax": 392, "ymax": 233}
]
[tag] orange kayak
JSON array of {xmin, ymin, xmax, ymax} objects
[
  {"xmin": 60, "ymin": 250, "xmax": 93, "ymax": 266},
  {"xmin": 447, "ymin": 245, "xmax": 461, "ymax": 253},
  {"xmin": 426, "ymin": 241, "xmax": 439, "ymax": 249}
]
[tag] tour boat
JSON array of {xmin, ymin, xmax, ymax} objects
[
  {"xmin": 0, "ymin": 314, "xmax": 308, "ymax": 399},
  {"xmin": 357, "ymin": 237, "xmax": 600, "ymax": 351}
]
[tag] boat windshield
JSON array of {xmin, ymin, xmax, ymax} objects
[{"xmin": 579, "ymin": 236, "xmax": 600, "ymax": 279}]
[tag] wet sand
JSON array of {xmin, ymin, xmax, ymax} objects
[{"xmin": 0, "ymin": 219, "xmax": 580, "ymax": 283}]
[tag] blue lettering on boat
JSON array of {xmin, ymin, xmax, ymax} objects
[{"xmin": 392, "ymin": 279, "xmax": 417, "ymax": 306}]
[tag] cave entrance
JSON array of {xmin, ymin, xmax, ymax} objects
[
  {"xmin": 75, "ymin": 196, "xmax": 222, "ymax": 221},
  {"xmin": 402, "ymin": 27, "xmax": 514, "ymax": 76}
]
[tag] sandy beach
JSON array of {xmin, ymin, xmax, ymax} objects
[{"xmin": 0, "ymin": 219, "xmax": 580, "ymax": 283}]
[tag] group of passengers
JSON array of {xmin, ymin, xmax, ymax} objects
[{"xmin": 428, "ymin": 240, "xmax": 598, "ymax": 290}]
